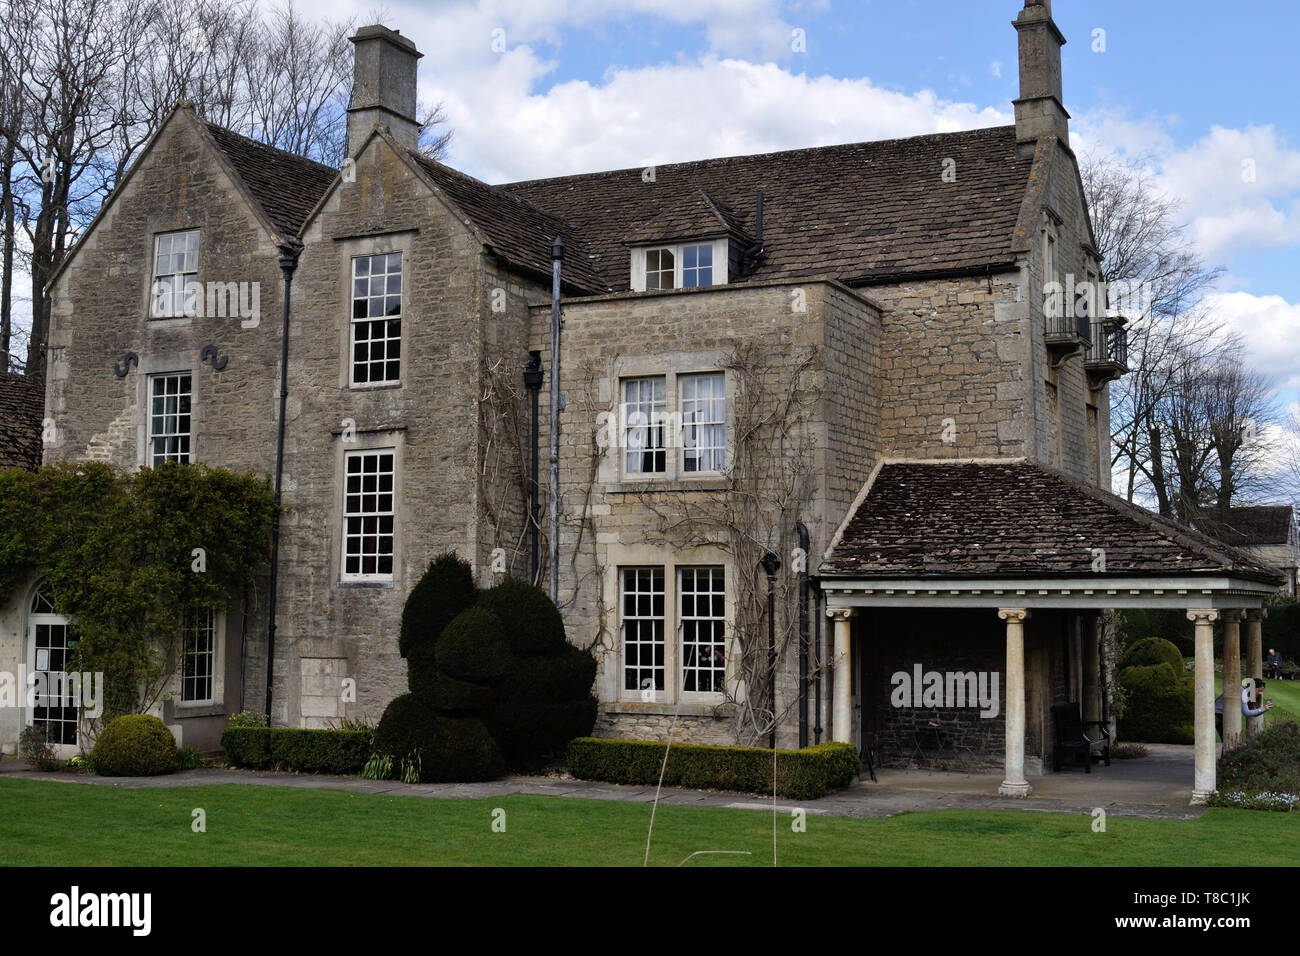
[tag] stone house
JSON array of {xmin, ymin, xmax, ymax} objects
[
  {"xmin": 2, "ymin": 1, "xmax": 1282, "ymax": 801},
  {"xmin": 1197, "ymin": 506, "xmax": 1298, "ymax": 596}
]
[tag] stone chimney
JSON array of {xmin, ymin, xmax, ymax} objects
[
  {"xmin": 1012, "ymin": 0, "xmax": 1069, "ymax": 148},
  {"xmin": 347, "ymin": 25, "xmax": 423, "ymax": 156}
]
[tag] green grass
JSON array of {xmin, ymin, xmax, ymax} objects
[
  {"xmin": 0, "ymin": 779, "xmax": 1295, "ymax": 866},
  {"xmin": 1215, "ymin": 675, "xmax": 1300, "ymax": 725}
]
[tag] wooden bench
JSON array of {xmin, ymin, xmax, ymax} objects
[{"xmin": 1051, "ymin": 702, "xmax": 1111, "ymax": 773}]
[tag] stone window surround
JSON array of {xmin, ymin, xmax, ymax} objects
[
  {"xmin": 148, "ymin": 228, "xmax": 200, "ymax": 322},
  {"xmin": 336, "ymin": 232, "xmax": 413, "ymax": 392},
  {"xmin": 601, "ymin": 540, "xmax": 737, "ymax": 709},
  {"xmin": 134, "ymin": 351, "xmax": 199, "ymax": 470},
  {"xmin": 175, "ymin": 607, "xmax": 225, "ymax": 710},
  {"xmin": 628, "ymin": 237, "xmax": 729, "ymax": 293},
  {"xmin": 330, "ymin": 429, "xmax": 404, "ymax": 587},
  {"xmin": 602, "ymin": 350, "xmax": 734, "ymax": 488}
]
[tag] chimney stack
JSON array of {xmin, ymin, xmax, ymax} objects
[
  {"xmin": 1012, "ymin": 0, "xmax": 1069, "ymax": 149},
  {"xmin": 347, "ymin": 25, "xmax": 423, "ymax": 156}
]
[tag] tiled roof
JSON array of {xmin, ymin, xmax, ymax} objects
[
  {"xmin": 1196, "ymin": 506, "xmax": 1295, "ymax": 547},
  {"xmin": 0, "ymin": 373, "xmax": 43, "ymax": 470},
  {"xmin": 205, "ymin": 124, "xmax": 338, "ymax": 240},
  {"xmin": 821, "ymin": 460, "xmax": 1286, "ymax": 585},
  {"xmin": 502, "ymin": 125, "xmax": 1031, "ymax": 291},
  {"xmin": 407, "ymin": 151, "xmax": 608, "ymax": 295},
  {"xmin": 622, "ymin": 189, "xmax": 751, "ymax": 245}
]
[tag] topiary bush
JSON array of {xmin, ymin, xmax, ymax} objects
[
  {"xmin": 1120, "ymin": 637, "xmax": 1184, "ymax": 673},
  {"xmin": 91, "ymin": 714, "xmax": 180, "ymax": 776},
  {"xmin": 373, "ymin": 693, "xmax": 504, "ymax": 782},
  {"xmin": 476, "ymin": 577, "xmax": 567, "ymax": 657},
  {"xmin": 435, "ymin": 607, "xmax": 513, "ymax": 684},
  {"xmin": 399, "ymin": 553, "xmax": 477, "ymax": 659},
  {"xmin": 376, "ymin": 556, "xmax": 597, "ymax": 780},
  {"xmin": 1116, "ymin": 663, "xmax": 1194, "ymax": 744}
]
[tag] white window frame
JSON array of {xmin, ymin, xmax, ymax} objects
[
  {"xmin": 151, "ymin": 229, "xmax": 199, "ymax": 319},
  {"xmin": 341, "ymin": 448, "xmax": 397, "ymax": 582},
  {"xmin": 179, "ymin": 607, "xmax": 217, "ymax": 706},
  {"xmin": 621, "ymin": 376, "xmax": 668, "ymax": 476},
  {"xmin": 630, "ymin": 238, "xmax": 729, "ymax": 292},
  {"xmin": 611, "ymin": 555, "xmax": 733, "ymax": 706},
  {"xmin": 679, "ymin": 371, "xmax": 727, "ymax": 475},
  {"xmin": 349, "ymin": 251, "xmax": 403, "ymax": 388},
  {"xmin": 26, "ymin": 580, "xmax": 80, "ymax": 752},
  {"xmin": 616, "ymin": 369, "xmax": 729, "ymax": 483},
  {"xmin": 147, "ymin": 372, "xmax": 193, "ymax": 466}
]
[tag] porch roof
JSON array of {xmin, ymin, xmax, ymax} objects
[{"xmin": 819, "ymin": 459, "xmax": 1284, "ymax": 608}]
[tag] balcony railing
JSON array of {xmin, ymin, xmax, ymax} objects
[
  {"xmin": 1084, "ymin": 318, "xmax": 1129, "ymax": 386},
  {"xmin": 1045, "ymin": 309, "xmax": 1092, "ymax": 346}
]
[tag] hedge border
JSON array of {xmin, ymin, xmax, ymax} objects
[
  {"xmin": 566, "ymin": 738, "xmax": 860, "ymax": 800},
  {"xmin": 220, "ymin": 727, "xmax": 371, "ymax": 775}
]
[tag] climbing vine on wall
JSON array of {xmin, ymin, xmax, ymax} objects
[{"xmin": 0, "ymin": 462, "xmax": 278, "ymax": 726}]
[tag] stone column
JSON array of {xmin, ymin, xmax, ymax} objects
[
  {"xmin": 1245, "ymin": 609, "xmax": 1266, "ymax": 736},
  {"xmin": 827, "ymin": 608, "xmax": 855, "ymax": 745},
  {"xmin": 1221, "ymin": 610, "xmax": 1242, "ymax": 748},
  {"xmin": 1187, "ymin": 609, "xmax": 1220, "ymax": 804},
  {"xmin": 998, "ymin": 608, "xmax": 1032, "ymax": 797}
]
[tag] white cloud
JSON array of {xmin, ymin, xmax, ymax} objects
[
  {"xmin": 434, "ymin": 58, "xmax": 1008, "ymax": 181},
  {"xmin": 1075, "ymin": 112, "xmax": 1300, "ymax": 264},
  {"xmin": 1202, "ymin": 291, "xmax": 1300, "ymax": 391},
  {"xmin": 988, "ymin": 60, "xmax": 1001, "ymax": 79}
]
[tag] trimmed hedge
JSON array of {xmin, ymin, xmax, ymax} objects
[
  {"xmin": 1120, "ymin": 637, "xmax": 1183, "ymax": 673},
  {"xmin": 436, "ymin": 607, "xmax": 512, "ymax": 684},
  {"xmin": 92, "ymin": 714, "xmax": 180, "ymax": 777},
  {"xmin": 566, "ymin": 738, "xmax": 860, "ymax": 800},
  {"xmin": 1117, "ymin": 663, "xmax": 1194, "ymax": 744},
  {"xmin": 477, "ymin": 578, "xmax": 567, "ymax": 657},
  {"xmin": 220, "ymin": 727, "xmax": 372, "ymax": 774}
]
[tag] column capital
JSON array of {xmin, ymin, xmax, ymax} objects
[
  {"xmin": 1186, "ymin": 609, "xmax": 1220, "ymax": 624},
  {"xmin": 997, "ymin": 607, "xmax": 1030, "ymax": 623},
  {"xmin": 1245, "ymin": 608, "xmax": 1267, "ymax": 623},
  {"xmin": 826, "ymin": 607, "xmax": 855, "ymax": 622},
  {"xmin": 1220, "ymin": 609, "xmax": 1243, "ymax": 624}
]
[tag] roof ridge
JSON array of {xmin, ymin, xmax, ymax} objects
[{"xmin": 499, "ymin": 124, "xmax": 1018, "ymax": 189}]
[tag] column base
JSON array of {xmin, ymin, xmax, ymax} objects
[
  {"xmin": 998, "ymin": 780, "xmax": 1033, "ymax": 798},
  {"xmin": 1190, "ymin": 789, "xmax": 1215, "ymax": 805}
]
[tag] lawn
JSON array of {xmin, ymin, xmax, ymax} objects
[
  {"xmin": 0, "ymin": 779, "xmax": 1296, "ymax": 866},
  {"xmin": 1215, "ymin": 675, "xmax": 1300, "ymax": 725}
]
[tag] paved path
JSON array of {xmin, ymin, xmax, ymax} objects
[{"xmin": 0, "ymin": 743, "xmax": 1202, "ymax": 821}]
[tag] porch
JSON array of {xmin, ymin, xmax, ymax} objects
[{"xmin": 817, "ymin": 459, "xmax": 1286, "ymax": 805}]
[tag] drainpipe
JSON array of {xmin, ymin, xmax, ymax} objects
[
  {"xmin": 265, "ymin": 242, "xmax": 300, "ymax": 723},
  {"xmin": 523, "ymin": 353, "xmax": 543, "ymax": 585},
  {"xmin": 548, "ymin": 238, "xmax": 563, "ymax": 604},
  {"xmin": 813, "ymin": 581, "xmax": 823, "ymax": 744},
  {"xmin": 796, "ymin": 521, "xmax": 809, "ymax": 748}
]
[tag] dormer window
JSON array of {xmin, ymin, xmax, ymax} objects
[{"xmin": 632, "ymin": 239, "xmax": 727, "ymax": 292}]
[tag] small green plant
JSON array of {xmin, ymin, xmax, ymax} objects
[
  {"xmin": 361, "ymin": 752, "xmax": 393, "ymax": 780},
  {"xmin": 327, "ymin": 715, "xmax": 375, "ymax": 734},
  {"xmin": 399, "ymin": 749, "xmax": 422, "ymax": 784},
  {"xmin": 19, "ymin": 725, "xmax": 59, "ymax": 771},
  {"xmin": 178, "ymin": 746, "xmax": 208, "ymax": 770},
  {"xmin": 91, "ymin": 715, "xmax": 180, "ymax": 776},
  {"xmin": 65, "ymin": 752, "xmax": 94, "ymax": 773},
  {"xmin": 227, "ymin": 710, "xmax": 269, "ymax": 728}
]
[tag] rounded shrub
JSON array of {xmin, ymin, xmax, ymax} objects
[
  {"xmin": 435, "ymin": 607, "xmax": 513, "ymax": 684},
  {"xmin": 1116, "ymin": 663, "xmax": 1194, "ymax": 744},
  {"xmin": 414, "ymin": 671, "xmax": 496, "ymax": 715},
  {"xmin": 91, "ymin": 714, "xmax": 180, "ymax": 777},
  {"xmin": 1120, "ymin": 637, "xmax": 1184, "ymax": 673},
  {"xmin": 1218, "ymin": 720, "xmax": 1300, "ymax": 795},
  {"xmin": 487, "ymin": 695, "xmax": 598, "ymax": 767},
  {"xmin": 374, "ymin": 693, "xmax": 504, "ymax": 782},
  {"xmin": 476, "ymin": 578, "xmax": 567, "ymax": 656},
  {"xmin": 399, "ymin": 553, "xmax": 477, "ymax": 659}
]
